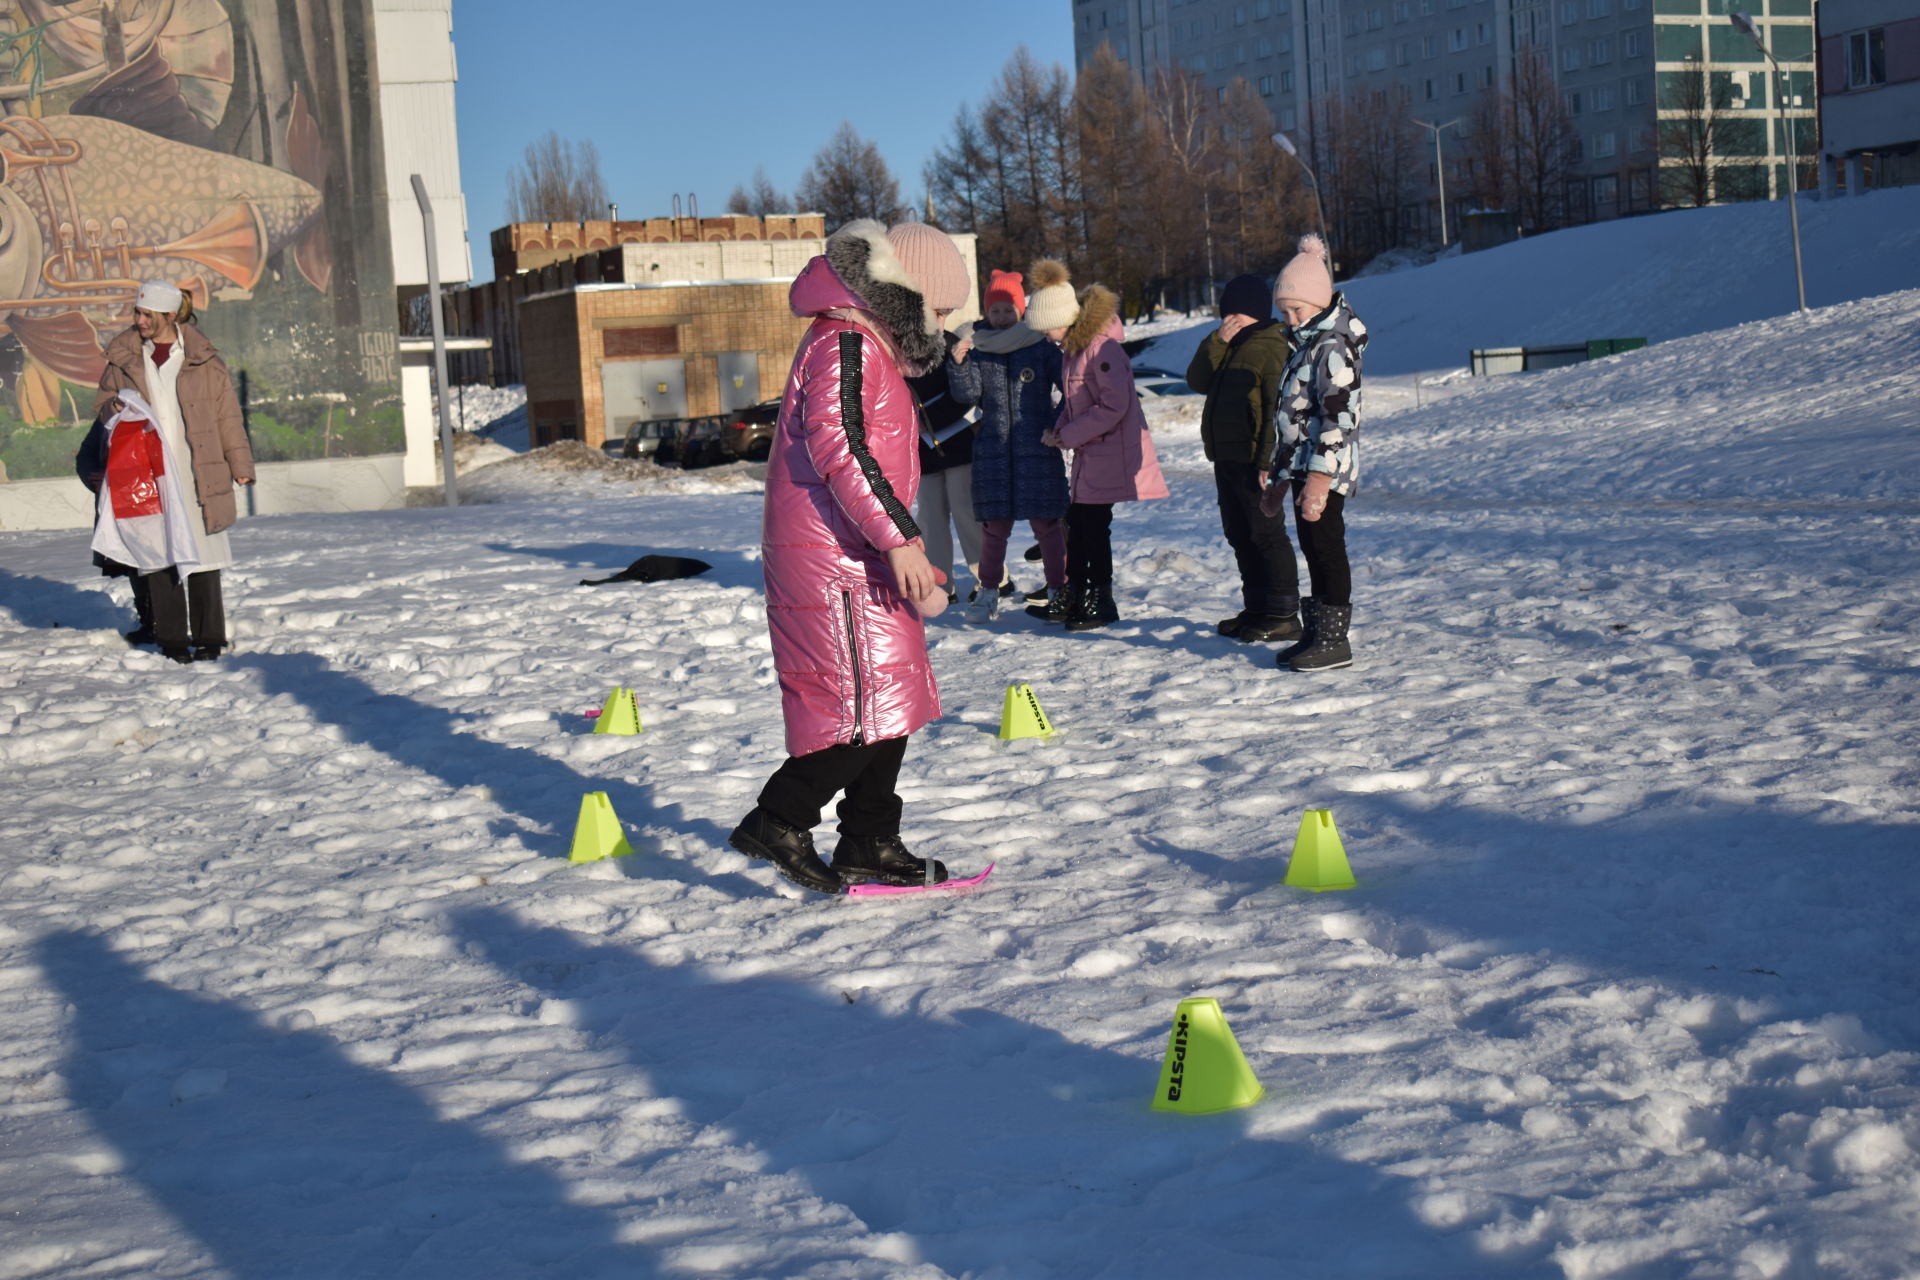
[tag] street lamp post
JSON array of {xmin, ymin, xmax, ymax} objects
[
  {"xmin": 1730, "ymin": 10, "xmax": 1808, "ymax": 313},
  {"xmin": 1271, "ymin": 131, "xmax": 1331, "ymax": 263},
  {"xmin": 1412, "ymin": 117, "xmax": 1462, "ymax": 246}
]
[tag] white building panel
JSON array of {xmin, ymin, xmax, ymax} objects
[{"xmin": 375, "ymin": 0, "xmax": 471, "ymax": 286}]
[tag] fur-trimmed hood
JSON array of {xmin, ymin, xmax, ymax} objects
[
  {"xmin": 1062, "ymin": 284, "xmax": 1120, "ymax": 356},
  {"xmin": 786, "ymin": 219, "xmax": 945, "ymax": 376}
]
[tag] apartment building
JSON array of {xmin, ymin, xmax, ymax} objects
[
  {"xmin": 1070, "ymin": 0, "xmax": 1814, "ymax": 237},
  {"xmin": 1817, "ymin": 0, "xmax": 1920, "ymax": 192}
]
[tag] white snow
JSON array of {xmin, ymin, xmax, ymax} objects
[
  {"xmin": 2, "ymin": 228, "xmax": 1917, "ymax": 1276},
  {"xmin": 1136, "ymin": 185, "xmax": 1920, "ymax": 376}
]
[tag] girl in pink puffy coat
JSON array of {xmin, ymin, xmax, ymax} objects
[
  {"xmin": 1021, "ymin": 259, "xmax": 1168, "ymax": 631},
  {"xmin": 728, "ymin": 220, "xmax": 966, "ymax": 896}
]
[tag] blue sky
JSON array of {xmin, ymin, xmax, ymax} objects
[{"xmin": 450, "ymin": 0, "xmax": 1076, "ymax": 279}]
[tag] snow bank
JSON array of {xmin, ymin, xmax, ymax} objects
[{"xmin": 1138, "ymin": 185, "xmax": 1920, "ymax": 377}]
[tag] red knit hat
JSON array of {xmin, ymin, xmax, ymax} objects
[{"xmin": 984, "ymin": 269, "xmax": 1026, "ymax": 315}]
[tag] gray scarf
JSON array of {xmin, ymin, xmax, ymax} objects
[{"xmin": 965, "ymin": 321, "xmax": 1046, "ymax": 355}]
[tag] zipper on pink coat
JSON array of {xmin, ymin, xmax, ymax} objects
[{"xmin": 840, "ymin": 589, "xmax": 866, "ymax": 747}]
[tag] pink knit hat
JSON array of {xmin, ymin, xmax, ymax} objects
[
  {"xmin": 886, "ymin": 222, "xmax": 972, "ymax": 312},
  {"xmin": 1273, "ymin": 234, "xmax": 1334, "ymax": 312}
]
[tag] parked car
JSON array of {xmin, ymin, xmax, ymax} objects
[
  {"xmin": 719, "ymin": 398, "xmax": 779, "ymax": 462},
  {"xmin": 1135, "ymin": 374, "xmax": 1200, "ymax": 397},
  {"xmin": 602, "ymin": 420, "xmax": 675, "ymax": 461}
]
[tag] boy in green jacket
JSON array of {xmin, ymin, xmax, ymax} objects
[{"xmin": 1186, "ymin": 273, "xmax": 1299, "ymax": 643}]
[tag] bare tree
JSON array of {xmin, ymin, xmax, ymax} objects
[
  {"xmin": 1459, "ymin": 48, "xmax": 1579, "ymax": 234},
  {"xmin": 795, "ymin": 122, "xmax": 904, "ymax": 228},
  {"xmin": 1656, "ymin": 63, "xmax": 1765, "ymax": 207},
  {"xmin": 505, "ymin": 131, "xmax": 611, "ymax": 222},
  {"xmin": 727, "ymin": 166, "xmax": 791, "ymax": 217},
  {"xmin": 1332, "ymin": 87, "xmax": 1419, "ymax": 263}
]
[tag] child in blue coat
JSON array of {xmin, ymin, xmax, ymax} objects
[{"xmin": 948, "ymin": 270, "xmax": 1067, "ymax": 622}]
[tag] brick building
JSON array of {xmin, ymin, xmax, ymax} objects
[{"xmin": 444, "ymin": 216, "xmax": 979, "ymax": 451}]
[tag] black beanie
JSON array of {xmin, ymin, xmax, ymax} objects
[{"xmin": 1218, "ymin": 274, "xmax": 1273, "ymax": 323}]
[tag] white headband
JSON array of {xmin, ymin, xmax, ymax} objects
[{"xmin": 135, "ymin": 281, "xmax": 183, "ymax": 313}]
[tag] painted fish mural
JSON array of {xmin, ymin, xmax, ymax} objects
[{"xmin": 0, "ymin": 112, "xmax": 323, "ymax": 386}]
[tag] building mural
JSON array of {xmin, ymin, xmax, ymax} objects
[{"xmin": 0, "ymin": 0, "xmax": 396, "ymax": 483}]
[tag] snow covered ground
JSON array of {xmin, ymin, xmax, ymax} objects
[
  {"xmin": 1136, "ymin": 185, "xmax": 1920, "ymax": 377},
  {"xmin": 2, "ymin": 278, "xmax": 1917, "ymax": 1278}
]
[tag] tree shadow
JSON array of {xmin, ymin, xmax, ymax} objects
[
  {"xmin": 0, "ymin": 567, "xmax": 132, "ymax": 634},
  {"xmin": 35, "ymin": 929, "xmax": 647, "ymax": 1278},
  {"xmin": 446, "ymin": 904, "xmax": 1526, "ymax": 1280},
  {"xmin": 233, "ymin": 650, "xmax": 759, "ymax": 896}
]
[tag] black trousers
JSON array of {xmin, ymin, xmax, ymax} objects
[
  {"xmin": 758, "ymin": 735, "xmax": 909, "ymax": 837},
  {"xmin": 144, "ymin": 568, "xmax": 226, "ymax": 650},
  {"xmin": 1291, "ymin": 480, "xmax": 1350, "ymax": 606},
  {"xmin": 129, "ymin": 573, "xmax": 156, "ymax": 634},
  {"xmin": 1065, "ymin": 502, "xmax": 1114, "ymax": 586},
  {"xmin": 1214, "ymin": 460, "xmax": 1299, "ymax": 616}
]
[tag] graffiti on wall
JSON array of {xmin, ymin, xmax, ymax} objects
[{"xmin": 0, "ymin": 0, "xmax": 397, "ymax": 483}]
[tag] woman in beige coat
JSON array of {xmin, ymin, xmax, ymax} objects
[{"xmin": 95, "ymin": 281, "xmax": 255, "ymax": 663}]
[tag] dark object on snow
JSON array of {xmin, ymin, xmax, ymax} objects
[
  {"xmin": 1284, "ymin": 601, "xmax": 1353, "ymax": 671},
  {"xmin": 578, "ymin": 554, "xmax": 713, "ymax": 586}
]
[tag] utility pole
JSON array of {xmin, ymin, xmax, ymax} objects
[
  {"xmin": 1412, "ymin": 117, "xmax": 1463, "ymax": 246},
  {"xmin": 1731, "ymin": 11, "xmax": 1809, "ymax": 313},
  {"xmin": 1271, "ymin": 131, "xmax": 1331, "ymax": 263}
]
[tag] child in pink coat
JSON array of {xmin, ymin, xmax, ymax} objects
[{"xmin": 1020, "ymin": 259, "xmax": 1167, "ymax": 631}]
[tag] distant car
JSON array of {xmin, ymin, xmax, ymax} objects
[
  {"xmin": 1135, "ymin": 374, "xmax": 1200, "ymax": 397},
  {"xmin": 602, "ymin": 420, "xmax": 674, "ymax": 461}
]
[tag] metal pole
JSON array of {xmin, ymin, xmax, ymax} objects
[
  {"xmin": 1731, "ymin": 13, "xmax": 1808, "ymax": 313},
  {"xmin": 1273, "ymin": 132, "xmax": 1333, "ymax": 267},
  {"xmin": 1772, "ymin": 58, "xmax": 1808, "ymax": 312},
  {"xmin": 1412, "ymin": 118, "xmax": 1461, "ymax": 246},
  {"xmin": 411, "ymin": 173, "xmax": 458, "ymax": 506}
]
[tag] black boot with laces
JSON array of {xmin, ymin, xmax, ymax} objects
[
  {"xmin": 834, "ymin": 833, "xmax": 948, "ymax": 887},
  {"xmin": 728, "ymin": 808, "xmax": 843, "ymax": 894}
]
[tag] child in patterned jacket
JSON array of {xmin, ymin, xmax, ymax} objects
[{"xmin": 1259, "ymin": 235, "xmax": 1369, "ymax": 672}]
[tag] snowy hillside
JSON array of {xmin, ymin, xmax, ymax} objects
[
  {"xmin": 1138, "ymin": 185, "xmax": 1920, "ymax": 377},
  {"xmin": 1, "ymin": 288, "xmax": 1917, "ymax": 1279}
]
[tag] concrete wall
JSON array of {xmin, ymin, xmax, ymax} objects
[{"xmin": 2, "ymin": 456, "xmax": 406, "ymax": 533}]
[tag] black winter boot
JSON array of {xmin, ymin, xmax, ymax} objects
[
  {"xmin": 1027, "ymin": 581, "xmax": 1081, "ymax": 623},
  {"xmin": 1286, "ymin": 602, "xmax": 1352, "ymax": 671},
  {"xmin": 1237, "ymin": 610, "xmax": 1303, "ymax": 643},
  {"xmin": 834, "ymin": 833, "xmax": 948, "ymax": 887},
  {"xmin": 1217, "ymin": 610, "xmax": 1250, "ymax": 638},
  {"xmin": 1065, "ymin": 583, "xmax": 1120, "ymax": 631},
  {"xmin": 728, "ymin": 808, "xmax": 843, "ymax": 894},
  {"xmin": 1275, "ymin": 598, "xmax": 1319, "ymax": 666}
]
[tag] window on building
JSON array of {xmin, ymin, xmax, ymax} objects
[
  {"xmin": 1424, "ymin": 33, "xmax": 1439, "ymax": 56},
  {"xmin": 1455, "ymin": 70, "xmax": 1468, "ymax": 92},
  {"xmin": 1282, "ymin": 68, "xmax": 1295, "ymax": 90},
  {"xmin": 1369, "ymin": 6, "xmax": 1385, "ymax": 29},
  {"xmin": 1624, "ymin": 75, "xmax": 1644, "ymax": 104},
  {"xmin": 1847, "ymin": 28, "xmax": 1887, "ymax": 88},
  {"xmin": 1588, "ymin": 0, "xmax": 1611, "ymax": 15},
  {"xmin": 1259, "ymin": 73, "xmax": 1276, "ymax": 94},
  {"xmin": 1568, "ymin": 90, "xmax": 1583, "ymax": 113},
  {"xmin": 1117, "ymin": 37, "xmax": 1131, "ymax": 59},
  {"xmin": 1592, "ymin": 132, "xmax": 1618, "ymax": 158},
  {"xmin": 1591, "ymin": 84, "xmax": 1614, "ymax": 109},
  {"xmin": 1396, "ymin": 0, "xmax": 1411, "ymax": 19},
  {"xmin": 1281, "ymin": 106, "xmax": 1299, "ymax": 129},
  {"xmin": 1235, "ymin": 4, "xmax": 1248, "ymax": 23},
  {"xmin": 1425, "ymin": 76, "xmax": 1438, "ymax": 98},
  {"xmin": 1398, "ymin": 40, "xmax": 1412, "ymax": 64},
  {"xmin": 1346, "ymin": 52, "xmax": 1362, "ymax": 74},
  {"xmin": 1256, "ymin": 35, "xmax": 1273, "ymax": 55},
  {"xmin": 1346, "ymin": 12, "xmax": 1362, "ymax": 33},
  {"xmin": 1590, "ymin": 37, "xmax": 1612, "ymax": 63},
  {"xmin": 1561, "ymin": 1, "xmax": 1578, "ymax": 23},
  {"xmin": 1476, "ymin": 21, "xmax": 1491, "ymax": 43},
  {"xmin": 1236, "ymin": 40, "xmax": 1248, "ymax": 62},
  {"xmin": 1256, "ymin": 0, "xmax": 1272, "ymax": 16},
  {"xmin": 1561, "ymin": 45, "xmax": 1582, "ymax": 70},
  {"xmin": 1450, "ymin": 26, "xmax": 1469, "ymax": 50},
  {"xmin": 1368, "ymin": 46, "xmax": 1388, "ymax": 69},
  {"xmin": 1622, "ymin": 0, "xmax": 1641, "ymax": 9},
  {"xmin": 1278, "ymin": 29, "xmax": 1293, "ymax": 52},
  {"xmin": 1484, "ymin": 65, "xmax": 1496, "ymax": 86},
  {"xmin": 1212, "ymin": 47, "xmax": 1228, "ymax": 68},
  {"xmin": 1624, "ymin": 30, "xmax": 1643, "ymax": 57}
]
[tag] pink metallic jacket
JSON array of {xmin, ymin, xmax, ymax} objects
[{"xmin": 761, "ymin": 254, "xmax": 941, "ymax": 757}]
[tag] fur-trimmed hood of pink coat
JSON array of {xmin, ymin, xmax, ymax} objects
[{"xmin": 760, "ymin": 236, "xmax": 941, "ymax": 758}]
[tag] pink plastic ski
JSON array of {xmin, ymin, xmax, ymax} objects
[{"xmin": 846, "ymin": 863, "xmax": 995, "ymax": 897}]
